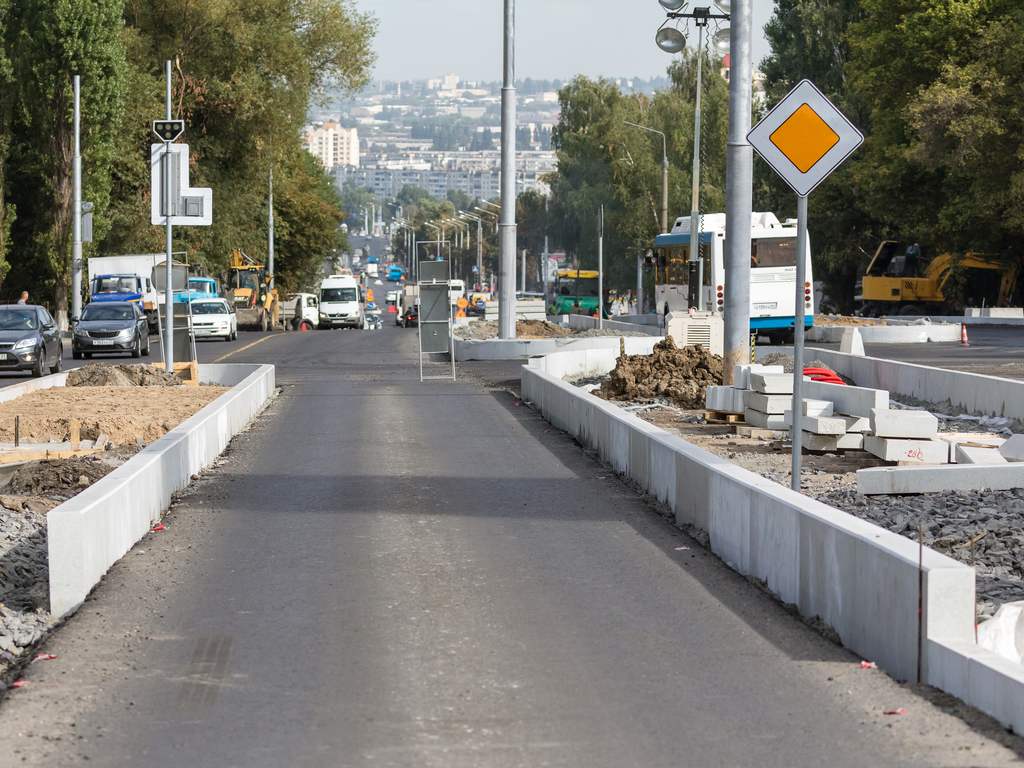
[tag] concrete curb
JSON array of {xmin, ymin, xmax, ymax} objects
[
  {"xmin": 46, "ymin": 363, "xmax": 276, "ymax": 617},
  {"xmin": 523, "ymin": 348, "xmax": 1024, "ymax": 733},
  {"xmin": 453, "ymin": 335, "xmax": 662, "ymax": 361},
  {"xmin": 566, "ymin": 314, "xmax": 662, "ymax": 336},
  {"xmin": 807, "ymin": 324, "xmax": 960, "ymax": 343},
  {"xmin": 807, "ymin": 348, "xmax": 1024, "ymax": 422}
]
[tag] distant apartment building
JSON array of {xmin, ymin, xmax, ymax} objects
[
  {"xmin": 303, "ymin": 121, "xmax": 360, "ymax": 170},
  {"xmin": 333, "ymin": 153, "xmax": 553, "ymax": 201}
]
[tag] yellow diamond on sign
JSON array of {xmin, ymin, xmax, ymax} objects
[{"xmin": 769, "ymin": 103, "xmax": 840, "ymax": 173}]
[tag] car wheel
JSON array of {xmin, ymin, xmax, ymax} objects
[
  {"xmin": 143, "ymin": 335, "xmax": 151, "ymax": 356},
  {"xmin": 72, "ymin": 349, "xmax": 82, "ymax": 360},
  {"xmin": 84, "ymin": 353, "xmax": 92, "ymax": 359},
  {"xmin": 31, "ymin": 348, "xmax": 44, "ymax": 378},
  {"xmin": 49, "ymin": 348, "xmax": 62, "ymax": 375},
  {"xmin": 131, "ymin": 334, "xmax": 142, "ymax": 358}
]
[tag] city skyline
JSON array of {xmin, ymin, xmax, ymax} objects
[{"xmin": 354, "ymin": 1, "xmax": 774, "ymax": 82}]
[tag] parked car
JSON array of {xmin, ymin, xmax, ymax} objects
[
  {"xmin": 72, "ymin": 301, "xmax": 149, "ymax": 359},
  {"xmin": 190, "ymin": 297, "xmax": 238, "ymax": 341},
  {"xmin": 0, "ymin": 305, "xmax": 62, "ymax": 377}
]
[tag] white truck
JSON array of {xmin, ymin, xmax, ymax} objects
[{"xmin": 86, "ymin": 254, "xmax": 163, "ymax": 331}]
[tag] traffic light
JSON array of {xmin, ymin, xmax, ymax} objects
[{"xmin": 152, "ymin": 120, "xmax": 185, "ymax": 142}]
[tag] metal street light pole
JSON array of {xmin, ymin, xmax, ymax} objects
[
  {"xmin": 723, "ymin": 0, "xmax": 753, "ymax": 382},
  {"xmin": 460, "ymin": 211, "xmax": 485, "ymax": 289},
  {"xmin": 499, "ymin": 0, "xmax": 518, "ymax": 339},
  {"xmin": 268, "ymin": 166, "xmax": 274, "ymax": 289},
  {"xmin": 623, "ymin": 121, "xmax": 669, "ymax": 234},
  {"xmin": 72, "ymin": 75, "xmax": 83, "ymax": 323},
  {"xmin": 689, "ymin": 21, "xmax": 705, "ymax": 310}
]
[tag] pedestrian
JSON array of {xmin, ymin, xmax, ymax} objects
[{"xmin": 16, "ymin": 291, "xmax": 28, "ymax": 305}]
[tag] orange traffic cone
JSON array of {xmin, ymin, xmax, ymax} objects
[{"xmin": 961, "ymin": 322, "xmax": 970, "ymax": 347}]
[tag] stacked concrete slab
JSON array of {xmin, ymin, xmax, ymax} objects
[{"xmin": 702, "ymin": 364, "xmax": 784, "ymax": 425}]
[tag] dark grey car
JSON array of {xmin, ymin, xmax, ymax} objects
[
  {"xmin": 0, "ymin": 305, "xmax": 62, "ymax": 377},
  {"xmin": 72, "ymin": 301, "xmax": 150, "ymax": 359}
]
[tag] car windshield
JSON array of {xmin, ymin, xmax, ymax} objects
[
  {"xmin": 82, "ymin": 305, "xmax": 134, "ymax": 321},
  {"xmin": 94, "ymin": 277, "xmax": 138, "ymax": 293},
  {"xmin": 192, "ymin": 302, "xmax": 228, "ymax": 315},
  {"xmin": 0, "ymin": 309, "xmax": 38, "ymax": 330},
  {"xmin": 321, "ymin": 287, "xmax": 357, "ymax": 302}
]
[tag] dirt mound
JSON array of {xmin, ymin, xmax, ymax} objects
[
  {"xmin": 456, "ymin": 320, "xmax": 571, "ymax": 340},
  {"xmin": 596, "ymin": 337, "xmax": 723, "ymax": 409},
  {"xmin": 66, "ymin": 364, "xmax": 181, "ymax": 387},
  {"xmin": 4, "ymin": 456, "xmax": 116, "ymax": 498}
]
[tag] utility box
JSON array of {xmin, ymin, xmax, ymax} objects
[{"xmin": 666, "ymin": 311, "xmax": 724, "ymax": 356}]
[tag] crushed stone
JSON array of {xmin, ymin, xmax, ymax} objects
[{"xmin": 595, "ymin": 337, "xmax": 723, "ymax": 409}]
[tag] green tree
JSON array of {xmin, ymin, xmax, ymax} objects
[
  {"xmin": 0, "ymin": 0, "xmax": 14, "ymax": 282},
  {"xmin": 759, "ymin": 0, "xmax": 873, "ymax": 311},
  {"xmin": 548, "ymin": 53, "xmax": 729, "ymax": 293},
  {"xmin": 6, "ymin": 0, "xmax": 126, "ymax": 324}
]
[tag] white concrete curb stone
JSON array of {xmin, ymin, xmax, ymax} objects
[
  {"xmin": 523, "ymin": 345, "xmax": 1024, "ymax": 735},
  {"xmin": 47, "ymin": 363, "xmax": 276, "ymax": 618}
]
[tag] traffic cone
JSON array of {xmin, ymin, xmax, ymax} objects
[{"xmin": 961, "ymin": 322, "xmax": 970, "ymax": 347}]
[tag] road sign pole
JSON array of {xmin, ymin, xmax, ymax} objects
[
  {"xmin": 790, "ymin": 194, "xmax": 808, "ymax": 491},
  {"xmin": 72, "ymin": 75, "xmax": 83, "ymax": 324},
  {"xmin": 164, "ymin": 60, "xmax": 174, "ymax": 373}
]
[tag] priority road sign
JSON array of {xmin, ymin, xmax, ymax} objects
[
  {"xmin": 747, "ymin": 78, "xmax": 864, "ymax": 495},
  {"xmin": 747, "ymin": 79, "xmax": 863, "ymax": 198},
  {"xmin": 152, "ymin": 119, "xmax": 185, "ymax": 142}
]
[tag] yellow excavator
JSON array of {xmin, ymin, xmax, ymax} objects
[
  {"xmin": 858, "ymin": 240, "xmax": 1019, "ymax": 316},
  {"xmin": 228, "ymin": 249, "xmax": 280, "ymax": 331}
]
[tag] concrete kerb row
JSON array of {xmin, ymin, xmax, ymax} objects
[
  {"xmin": 46, "ymin": 363, "xmax": 276, "ymax": 618},
  {"xmin": 807, "ymin": 348, "xmax": 1024, "ymax": 424},
  {"xmin": 806, "ymin": 324, "xmax": 960, "ymax": 344},
  {"xmin": 522, "ymin": 348, "xmax": 1024, "ymax": 733},
  {"xmin": 456, "ymin": 335, "xmax": 662, "ymax": 362}
]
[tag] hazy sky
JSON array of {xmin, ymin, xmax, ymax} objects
[{"xmin": 354, "ymin": 1, "xmax": 775, "ymax": 82}]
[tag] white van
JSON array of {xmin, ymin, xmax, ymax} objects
[{"xmin": 319, "ymin": 275, "xmax": 364, "ymax": 329}]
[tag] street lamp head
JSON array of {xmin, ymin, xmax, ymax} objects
[
  {"xmin": 714, "ymin": 27, "xmax": 730, "ymax": 54},
  {"xmin": 658, "ymin": 0, "xmax": 687, "ymax": 10},
  {"xmin": 655, "ymin": 25, "xmax": 687, "ymax": 54}
]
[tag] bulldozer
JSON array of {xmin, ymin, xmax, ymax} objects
[
  {"xmin": 228, "ymin": 249, "xmax": 280, "ymax": 331},
  {"xmin": 857, "ymin": 240, "xmax": 1019, "ymax": 316}
]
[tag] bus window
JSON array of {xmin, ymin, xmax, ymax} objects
[{"xmin": 752, "ymin": 238, "xmax": 798, "ymax": 268}]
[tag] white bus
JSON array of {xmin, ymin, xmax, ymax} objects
[{"xmin": 653, "ymin": 212, "xmax": 813, "ymax": 342}]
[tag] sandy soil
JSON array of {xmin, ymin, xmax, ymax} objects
[{"xmin": 0, "ymin": 385, "xmax": 226, "ymax": 446}]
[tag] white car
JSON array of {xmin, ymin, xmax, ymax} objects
[{"xmin": 190, "ymin": 298, "xmax": 238, "ymax": 341}]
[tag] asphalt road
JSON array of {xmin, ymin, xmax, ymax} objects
[{"xmin": 2, "ymin": 323, "xmax": 1023, "ymax": 766}]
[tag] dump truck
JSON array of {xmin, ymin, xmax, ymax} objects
[
  {"xmin": 227, "ymin": 249, "xmax": 279, "ymax": 331},
  {"xmin": 858, "ymin": 240, "xmax": 1019, "ymax": 316}
]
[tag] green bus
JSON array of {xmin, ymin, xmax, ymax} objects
[{"xmin": 550, "ymin": 268, "xmax": 600, "ymax": 315}]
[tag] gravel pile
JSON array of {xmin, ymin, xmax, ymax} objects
[
  {"xmin": 596, "ymin": 337, "xmax": 723, "ymax": 409},
  {"xmin": 820, "ymin": 487, "xmax": 1024, "ymax": 619},
  {"xmin": 0, "ymin": 454, "xmax": 130, "ymax": 680}
]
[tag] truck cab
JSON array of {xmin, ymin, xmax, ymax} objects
[{"xmin": 175, "ymin": 276, "xmax": 220, "ymax": 304}]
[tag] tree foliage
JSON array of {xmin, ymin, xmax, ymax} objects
[
  {"xmin": 761, "ymin": 0, "xmax": 1024, "ymax": 310},
  {"xmin": 547, "ymin": 52, "xmax": 729, "ymax": 291},
  {"xmin": 0, "ymin": 0, "xmax": 375, "ymax": 319}
]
